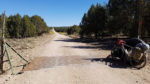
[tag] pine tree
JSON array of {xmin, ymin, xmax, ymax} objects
[
  {"xmin": 22, "ymin": 15, "xmax": 36, "ymax": 37},
  {"xmin": 31, "ymin": 15, "xmax": 48, "ymax": 35},
  {"xmin": 7, "ymin": 14, "xmax": 22, "ymax": 38}
]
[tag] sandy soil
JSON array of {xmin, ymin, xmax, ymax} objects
[{"xmin": 0, "ymin": 32, "xmax": 150, "ymax": 84}]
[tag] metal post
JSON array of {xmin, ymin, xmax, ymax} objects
[
  {"xmin": 0, "ymin": 11, "xmax": 5, "ymax": 74},
  {"xmin": 138, "ymin": 0, "xmax": 142, "ymax": 39},
  {"xmin": 5, "ymin": 44, "xmax": 15, "ymax": 75},
  {"xmin": 138, "ymin": 0, "xmax": 148, "ymax": 39}
]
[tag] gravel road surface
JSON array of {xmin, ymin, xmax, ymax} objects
[{"xmin": 1, "ymin": 33, "xmax": 150, "ymax": 84}]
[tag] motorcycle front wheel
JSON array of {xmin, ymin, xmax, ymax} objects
[{"xmin": 130, "ymin": 53, "xmax": 148, "ymax": 69}]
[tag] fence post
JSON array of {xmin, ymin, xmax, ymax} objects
[{"xmin": 0, "ymin": 11, "xmax": 5, "ymax": 74}]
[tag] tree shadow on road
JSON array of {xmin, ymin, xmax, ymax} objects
[
  {"xmin": 55, "ymin": 38, "xmax": 113, "ymax": 50},
  {"xmin": 84, "ymin": 56, "xmax": 131, "ymax": 69}
]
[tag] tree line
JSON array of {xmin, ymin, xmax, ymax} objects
[
  {"xmin": 67, "ymin": 25, "xmax": 80, "ymax": 35},
  {"xmin": 80, "ymin": 0, "xmax": 150, "ymax": 39},
  {"xmin": 0, "ymin": 14, "xmax": 49, "ymax": 38},
  {"xmin": 54, "ymin": 25, "xmax": 80, "ymax": 35},
  {"xmin": 54, "ymin": 27, "xmax": 69, "ymax": 32}
]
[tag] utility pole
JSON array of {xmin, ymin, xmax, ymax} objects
[{"xmin": 0, "ymin": 11, "xmax": 5, "ymax": 74}]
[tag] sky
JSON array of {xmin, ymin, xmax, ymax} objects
[{"xmin": 0, "ymin": 0, "xmax": 108, "ymax": 27}]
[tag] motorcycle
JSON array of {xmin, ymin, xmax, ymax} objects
[{"xmin": 111, "ymin": 38, "xmax": 149, "ymax": 69}]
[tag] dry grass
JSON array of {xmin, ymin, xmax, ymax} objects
[
  {"xmin": 58, "ymin": 32, "xmax": 67, "ymax": 35},
  {"xmin": 49, "ymin": 30, "xmax": 55, "ymax": 35}
]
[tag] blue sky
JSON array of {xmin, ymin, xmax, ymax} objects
[{"xmin": 0, "ymin": 0, "xmax": 108, "ymax": 27}]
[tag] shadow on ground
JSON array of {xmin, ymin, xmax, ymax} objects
[
  {"xmin": 84, "ymin": 57, "xmax": 130, "ymax": 69},
  {"xmin": 55, "ymin": 38, "xmax": 113, "ymax": 50},
  {"xmin": 63, "ymin": 45, "xmax": 108, "ymax": 50}
]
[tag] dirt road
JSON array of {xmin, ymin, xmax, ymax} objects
[{"xmin": 1, "ymin": 33, "xmax": 150, "ymax": 84}]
